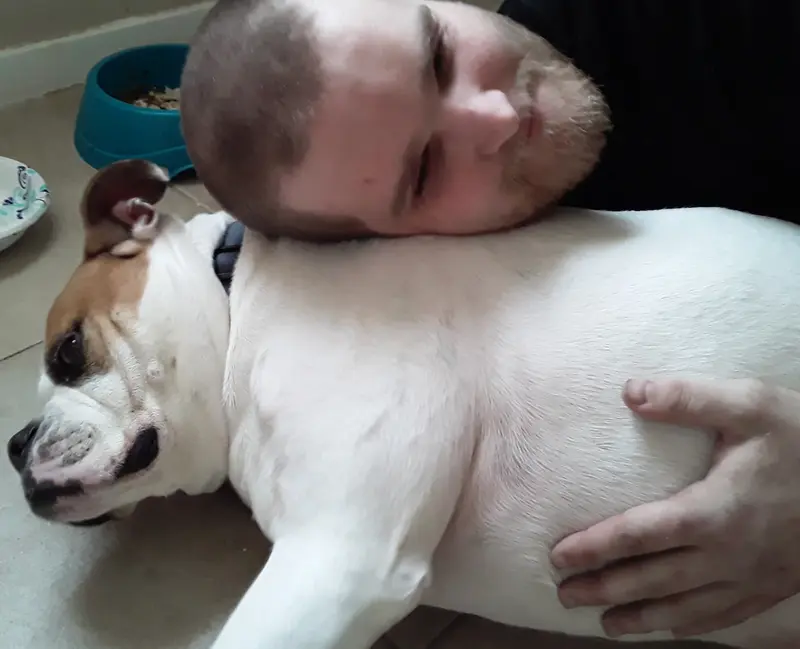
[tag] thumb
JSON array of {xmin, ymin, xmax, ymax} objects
[{"xmin": 623, "ymin": 377, "xmax": 773, "ymax": 438}]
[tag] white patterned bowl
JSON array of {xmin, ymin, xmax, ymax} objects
[{"xmin": 0, "ymin": 157, "xmax": 51, "ymax": 254}]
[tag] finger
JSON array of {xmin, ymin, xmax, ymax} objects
[
  {"xmin": 601, "ymin": 583, "xmax": 738, "ymax": 637},
  {"xmin": 551, "ymin": 496, "xmax": 707, "ymax": 572},
  {"xmin": 623, "ymin": 377, "xmax": 775, "ymax": 436},
  {"xmin": 558, "ymin": 548, "xmax": 714, "ymax": 608},
  {"xmin": 672, "ymin": 595, "xmax": 782, "ymax": 638}
]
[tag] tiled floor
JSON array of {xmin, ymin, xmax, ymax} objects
[{"xmin": 0, "ymin": 88, "xmax": 714, "ymax": 649}]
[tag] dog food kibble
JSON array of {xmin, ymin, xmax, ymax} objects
[{"xmin": 131, "ymin": 87, "xmax": 181, "ymax": 110}]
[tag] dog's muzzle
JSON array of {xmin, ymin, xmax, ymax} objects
[{"xmin": 7, "ymin": 419, "xmax": 113, "ymax": 527}]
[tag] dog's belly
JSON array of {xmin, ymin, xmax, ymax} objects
[
  {"xmin": 422, "ymin": 377, "xmax": 800, "ymax": 645},
  {"xmin": 420, "ymin": 375, "xmax": 715, "ymax": 640},
  {"xmin": 421, "ymin": 416, "xmax": 711, "ymax": 641}
]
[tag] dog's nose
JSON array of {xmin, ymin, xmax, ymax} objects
[
  {"xmin": 22, "ymin": 474, "xmax": 83, "ymax": 511},
  {"xmin": 8, "ymin": 420, "xmax": 40, "ymax": 472}
]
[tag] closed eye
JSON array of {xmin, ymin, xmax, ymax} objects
[
  {"xmin": 430, "ymin": 18, "xmax": 452, "ymax": 90},
  {"xmin": 414, "ymin": 145, "xmax": 431, "ymax": 198},
  {"xmin": 414, "ymin": 24, "xmax": 451, "ymax": 201},
  {"xmin": 403, "ymin": 8, "xmax": 454, "ymax": 209}
]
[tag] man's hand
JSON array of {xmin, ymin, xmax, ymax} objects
[{"xmin": 551, "ymin": 377, "xmax": 800, "ymax": 639}]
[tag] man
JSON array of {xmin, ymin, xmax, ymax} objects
[{"xmin": 180, "ymin": 0, "xmax": 800, "ymax": 639}]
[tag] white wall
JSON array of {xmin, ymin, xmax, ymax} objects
[
  {"xmin": 0, "ymin": 0, "xmax": 502, "ymax": 51},
  {"xmin": 0, "ymin": 0, "xmax": 200, "ymax": 50}
]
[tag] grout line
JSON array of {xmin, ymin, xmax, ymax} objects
[
  {"xmin": 0, "ymin": 340, "xmax": 42, "ymax": 364},
  {"xmin": 170, "ymin": 184, "xmax": 214, "ymax": 212}
]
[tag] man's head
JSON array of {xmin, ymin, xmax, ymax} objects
[{"xmin": 181, "ymin": 0, "xmax": 609, "ymax": 240}]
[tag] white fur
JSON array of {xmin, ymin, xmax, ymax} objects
[{"xmin": 28, "ymin": 206, "xmax": 800, "ymax": 649}]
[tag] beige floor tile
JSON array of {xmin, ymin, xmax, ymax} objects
[
  {"xmin": 173, "ymin": 176, "xmax": 224, "ymax": 213},
  {"xmin": 0, "ymin": 86, "xmax": 206, "ymax": 360}
]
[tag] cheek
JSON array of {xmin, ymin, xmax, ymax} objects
[{"xmin": 423, "ymin": 164, "xmax": 508, "ymax": 233}]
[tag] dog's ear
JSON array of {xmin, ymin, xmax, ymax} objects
[{"xmin": 80, "ymin": 159, "xmax": 170, "ymax": 258}]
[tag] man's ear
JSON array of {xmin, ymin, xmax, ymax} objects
[{"xmin": 80, "ymin": 159, "xmax": 170, "ymax": 258}]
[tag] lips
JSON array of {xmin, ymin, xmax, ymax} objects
[{"xmin": 520, "ymin": 112, "xmax": 541, "ymax": 142}]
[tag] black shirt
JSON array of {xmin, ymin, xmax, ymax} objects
[{"xmin": 497, "ymin": 0, "xmax": 800, "ymax": 222}]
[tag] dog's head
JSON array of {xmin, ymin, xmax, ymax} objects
[{"xmin": 7, "ymin": 160, "xmax": 232, "ymax": 526}]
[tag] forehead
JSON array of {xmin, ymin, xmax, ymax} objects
[
  {"xmin": 313, "ymin": 0, "xmax": 424, "ymax": 71},
  {"xmin": 279, "ymin": 0, "xmax": 427, "ymax": 220},
  {"xmin": 45, "ymin": 253, "xmax": 149, "ymax": 351}
]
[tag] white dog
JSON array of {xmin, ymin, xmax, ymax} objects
[{"xmin": 8, "ymin": 160, "xmax": 800, "ymax": 649}]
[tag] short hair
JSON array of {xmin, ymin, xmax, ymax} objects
[{"xmin": 181, "ymin": 0, "xmax": 373, "ymax": 240}]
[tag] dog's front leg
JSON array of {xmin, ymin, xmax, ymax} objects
[{"xmin": 208, "ymin": 532, "xmax": 428, "ymax": 649}]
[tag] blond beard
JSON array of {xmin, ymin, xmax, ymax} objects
[{"xmin": 502, "ymin": 44, "xmax": 610, "ymax": 216}]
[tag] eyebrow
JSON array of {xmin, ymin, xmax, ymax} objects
[{"xmin": 389, "ymin": 5, "xmax": 438, "ymax": 217}]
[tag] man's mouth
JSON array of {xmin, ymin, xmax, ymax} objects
[{"xmin": 520, "ymin": 112, "xmax": 541, "ymax": 143}]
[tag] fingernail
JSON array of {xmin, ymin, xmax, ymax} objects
[
  {"xmin": 552, "ymin": 551, "xmax": 571, "ymax": 570},
  {"xmin": 625, "ymin": 379, "xmax": 651, "ymax": 406},
  {"xmin": 558, "ymin": 589, "xmax": 580, "ymax": 609}
]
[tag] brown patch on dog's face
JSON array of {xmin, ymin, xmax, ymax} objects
[
  {"xmin": 42, "ymin": 159, "xmax": 169, "ymax": 384},
  {"xmin": 44, "ymin": 252, "xmax": 150, "ymax": 384}
]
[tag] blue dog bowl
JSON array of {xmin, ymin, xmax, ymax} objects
[{"xmin": 74, "ymin": 43, "xmax": 193, "ymax": 179}]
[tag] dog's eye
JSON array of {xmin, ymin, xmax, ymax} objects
[
  {"xmin": 58, "ymin": 333, "xmax": 83, "ymax": 368},
  {"xmin": 49, "ymin": 331, "xmax": 86, "ymax": 384}
]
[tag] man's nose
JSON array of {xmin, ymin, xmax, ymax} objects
[
  {"xmin": 8, "ymin": 419, "xmax": 40, "ymax": 472},
  {"xmin": 445, "ymin": 89, "xmax": 519, "ymax": 157}
]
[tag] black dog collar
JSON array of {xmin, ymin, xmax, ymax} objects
[{"xmin": 212, "ymin": 221, "xmax": 245, "ymax": 294}]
